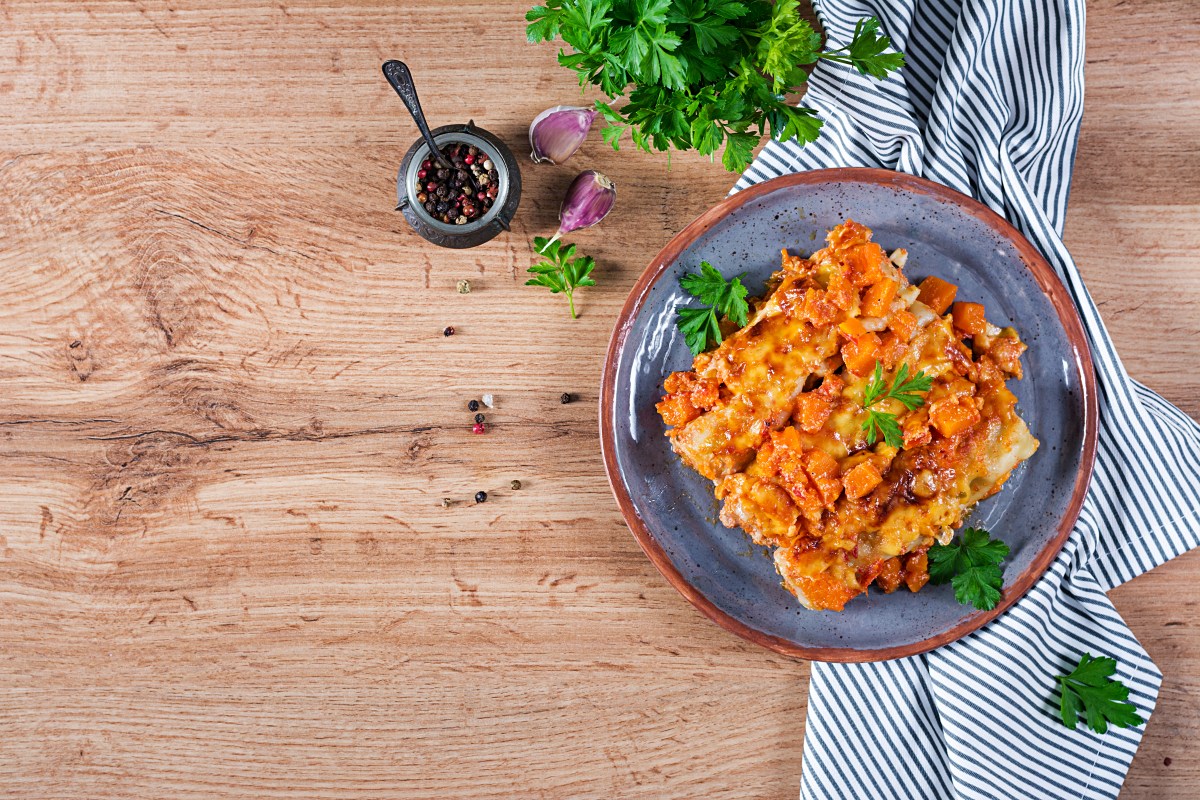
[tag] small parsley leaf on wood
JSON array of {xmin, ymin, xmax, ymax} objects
[
  {"xmin": 675, "ymin": 261, "xmax": 749, "ymax": 356},
  {"xmin": 927, "ymin": 527, "xmax": 1009, "ymax": 611},
  {"xmin": 1056, "ymin": 653, "xmax": 1144, "ymax": 734},
  {"xmin": 526, "ymin": 236, "xmax": 597, "ymax": 319}
]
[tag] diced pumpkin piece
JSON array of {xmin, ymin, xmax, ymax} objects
[
  {"xmin": 917, "ymin": 276, "xmax": 958, "ymax": 315},
  {"xmin": 889, "ymin": 308, "xmax": 918, "ymax": 341},
  {"xmin": 843, "ymin": 461, "xmax": 883, "ymax": 500},
  {"xmin": 989, "ymin": 328, "xmax": 1027, "ymax": 378},
  {"xmin": 838, "ymin": 317, "xmax": 868, "ymax": 338},
  {"xmin": 840, "ymin": 333, "xmax": 882, "ymax": 377},
  {"xmin": 802, "ymin": 448, "xmax": 842, "ymax": 506},
  {"xmin": 656, "ymin": 394, "xmax": 701, "ymax": 427},
  {"xmin": 800, "ymin": 287, "xmax": 839, "ymax": 326},
  {"xmin": 929, "ymin": 398, "xmax": 981, "ymax": 437},
  {"xmin": 816, "ymin": 373, "xmax": 845, "ymax": 400},
  {"xmin": 877, "ymin": 331, "xmax": 907, "ymax": 368},
  {"xmin": 844, "ymin": 244, "xmax": 888, "ymax": 287},
  {"xmin": 793, "ymin": 391, "xmax": 833, "ymax": 433},
  {"xmin": 875, "ymin": 557, "xmax": 903, "ymax": 593},
  {"xmin": 861, "ymin": 279, "xmax": 898, "ymax": 317},
  {"xmin": 902, "ymin": 411, "xmax": 932, "ymax": 449},
  {"xmin": 903, "ymin": 551, "xmax": 930, "ymax": 593},
  {"xmin": 951, "ymin": 302, "xmax": 988, "ymax": 336},
  {"xmin": 658, "ymin": 371, "xmax": 719, "ymax": 426},
  {"xmin": 760, "ymin": 429, "xmax": 824, "ymax": 521}
]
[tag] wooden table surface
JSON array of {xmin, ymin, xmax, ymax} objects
[{"xmin": 1, "ymin": 1, "xmax": 1197, "ymax": 797}]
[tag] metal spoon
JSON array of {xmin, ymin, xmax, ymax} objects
[{"xmin": 382, "ymin": 60, "xmax": 454, "ymax": 171}]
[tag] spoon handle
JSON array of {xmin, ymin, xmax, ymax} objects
[{"xmin": 382, "ymin": 60, "xmax": 449, "ymax": 167}]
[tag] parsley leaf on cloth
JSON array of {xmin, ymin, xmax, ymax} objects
[
  {"xmin": 927, "ymin": 527, "xmax": 1010, "ymax": 611},
  {"xmin": 1056, "ymin": 653, "xmax": 1144, "ymax": 734},
  {"xmin": 675, "ymin": 261, "xmax": 749, "ymax": 356}
]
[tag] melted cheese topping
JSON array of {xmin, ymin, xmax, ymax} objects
[{"xmin": 657, "ymin": 220, "xmax": 1039, "ymax": 611}]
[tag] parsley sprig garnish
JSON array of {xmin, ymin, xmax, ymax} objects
[
  {"xmin": 860, "ymin": 361, "xmax": 932, "ymax": 447},
  {"xmin": 675, "ymin": 261, "xmax": 749, "ymax": 356},
  {"xmin": 927, "ymin": 527, "xmax": 1009, "ymax": 611},
  {"xmin": 526, "ymin": 236, "xmax": 597, "ymax": 319},
  {"xmin": 1056, "ymin": 653, "xmax": 1144, "ymax": 734},
  {"xmin": 526, "ymin": 1, "xmax": 905, "ymax": 172}
]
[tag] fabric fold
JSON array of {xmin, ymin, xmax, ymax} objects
[{"xmin": 731, "ymin": 0, "xmax": 1200, "ymax": 797}]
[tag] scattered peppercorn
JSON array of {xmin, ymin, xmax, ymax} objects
[
  {"xmin": 441, "ymin": 498, "xmax": 451, "ymax": 508},
  {"xmin": 474, "ymin": 413, "xmax": 485, "ymax": 424},
  {"xmin": 510, "ymin": 480, "xmax": 522, "ymax": 490},
  {"xmin": 457, "ymin": 279, "xmax": 472, "ymax": 294},
  {"xmin": 468, "ymin": 399, "xmax": 480, "ymax": 412},
  {"xmin": 443, "ymin": 326, "xmax": 455, "ymax": 336},
  {"xmin": 472, "ymin": 422, "xmax": 485, "ymax": 434},
  {"xmin": 475, "ymin": 491, "xmax": 487, "ymax": 503},
  {"xmin": 416, "ymin": 143, "xmax": 499, "ymax": 225},
  {"xmin": 560, "ymin": 393, "xmax": 572, "ymax": 404}
]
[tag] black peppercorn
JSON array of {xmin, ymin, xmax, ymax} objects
[
  {"xmin": 468, "ymin": 399, "xmax": 480, "ymax": 412},
  {"xmin": 510, "ymin": 480, "xmax": 521, "ymax": 490},
  {"xmin": 443, "ymin": 326, "xmax": 455, "ymax": 337},
  {"xmin": 560, "ymin": 393, "xmax": 572, "ymax": 404},
  {"xmin": 475, "ymin": 491, "xmax": 487, "ymax": 503},
  {"xmin": 474, "ymin": 413, "xmax": 484, "ymax": 424}
]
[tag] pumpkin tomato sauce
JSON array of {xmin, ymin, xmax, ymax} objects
[{"xmin": 657, "ymin": 221, "xmax": 1038, "ymax": 611}]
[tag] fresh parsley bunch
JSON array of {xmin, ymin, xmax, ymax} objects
[
  {"xmin": 675, "ymin": 261, "xmax": 749, "ymax": 355},
  {"xmin": 527, "ymin": 236, "xmax": 597, "ymax": 318},
  {"xmin": 525, "ymin": 0, "xmax": 905, "ymax": 171}
]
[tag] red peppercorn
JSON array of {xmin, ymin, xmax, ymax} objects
[
  {"xmin": 464, "ymin": 154, "xmax": 475, "ymax": 165},
  {"xmin": 477, "ymin": 191, "xmax": 486, "ymax": 200},
  {"xmin": 472, "ymin": 422, "xmax": 485, "ymax": 434},
  {"xmin": 426, "ymin": 182, "xmax": 437, "ymax": 193},
  {"xmin": 417, "ymin": 169, "xmax": 427, "ymax": 179},
  {"xmin": 421, "ymin": 159, "xmax": 432, "ymax": 169}
]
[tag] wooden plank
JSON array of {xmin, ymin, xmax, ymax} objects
[{"xmin": 0, "ymin": 1, "xmax": 1196, "ymax": 797}]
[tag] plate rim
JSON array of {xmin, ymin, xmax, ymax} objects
[{"xmin": 598, "ymin": 168, "xmax": 1099, "ymax": 663}]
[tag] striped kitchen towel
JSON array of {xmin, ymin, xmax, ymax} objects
[{"xmin": 732, "ymin": 1, "xmax": 1200, "ymax": 798}]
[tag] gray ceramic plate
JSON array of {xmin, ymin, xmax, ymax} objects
[{"xmin": 600, "ymin": 169, "xmax": 1097, "ymax": 662}]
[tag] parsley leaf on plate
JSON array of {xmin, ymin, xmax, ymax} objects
[
  {"xmin": 862, "ymin": 408, "xmax": 903, "ymax": 448},
  {"xmin": 675, "ymin": 305, "xmax": 722, "ymax": 358},
  {"xmin": 859, "ymin": 361, "xmax": 932, "ymax": 448},
  {"xmin": 526, "ymin": 236, "xmax": 597, "ymax": 319},
  {"xmin": 675, "ymin": 261, "xmax": 749, "ymax": 356},
  {"xmin": 1056, "ymin": 653, "xmax": 1144, "ymax": 734},
  {"xmin": 927, "ymin": 527, "xmax": 1009, "ymax": 611}
]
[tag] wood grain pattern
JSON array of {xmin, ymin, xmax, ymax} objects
[{"xmin": 0, "ymin": 1, "xmax": 1196, "ymax": 797}]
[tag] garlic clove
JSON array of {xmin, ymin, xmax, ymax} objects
[
  {"xmin": 529, "ymin": 105, "xmax": 599, "ymax": 165},
  {"xmin": 555, "ymin": 170, "xmax": 616, "ymax": 240}
]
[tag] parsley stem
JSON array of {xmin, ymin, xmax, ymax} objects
[{"xmin": 567, "ymin": 289, "xmax": 577, "ymax": 319}]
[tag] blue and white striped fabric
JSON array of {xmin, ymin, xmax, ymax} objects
[{"xmin": 731, "ymin": 1, "xmax": 1200, "ymax": 798}]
